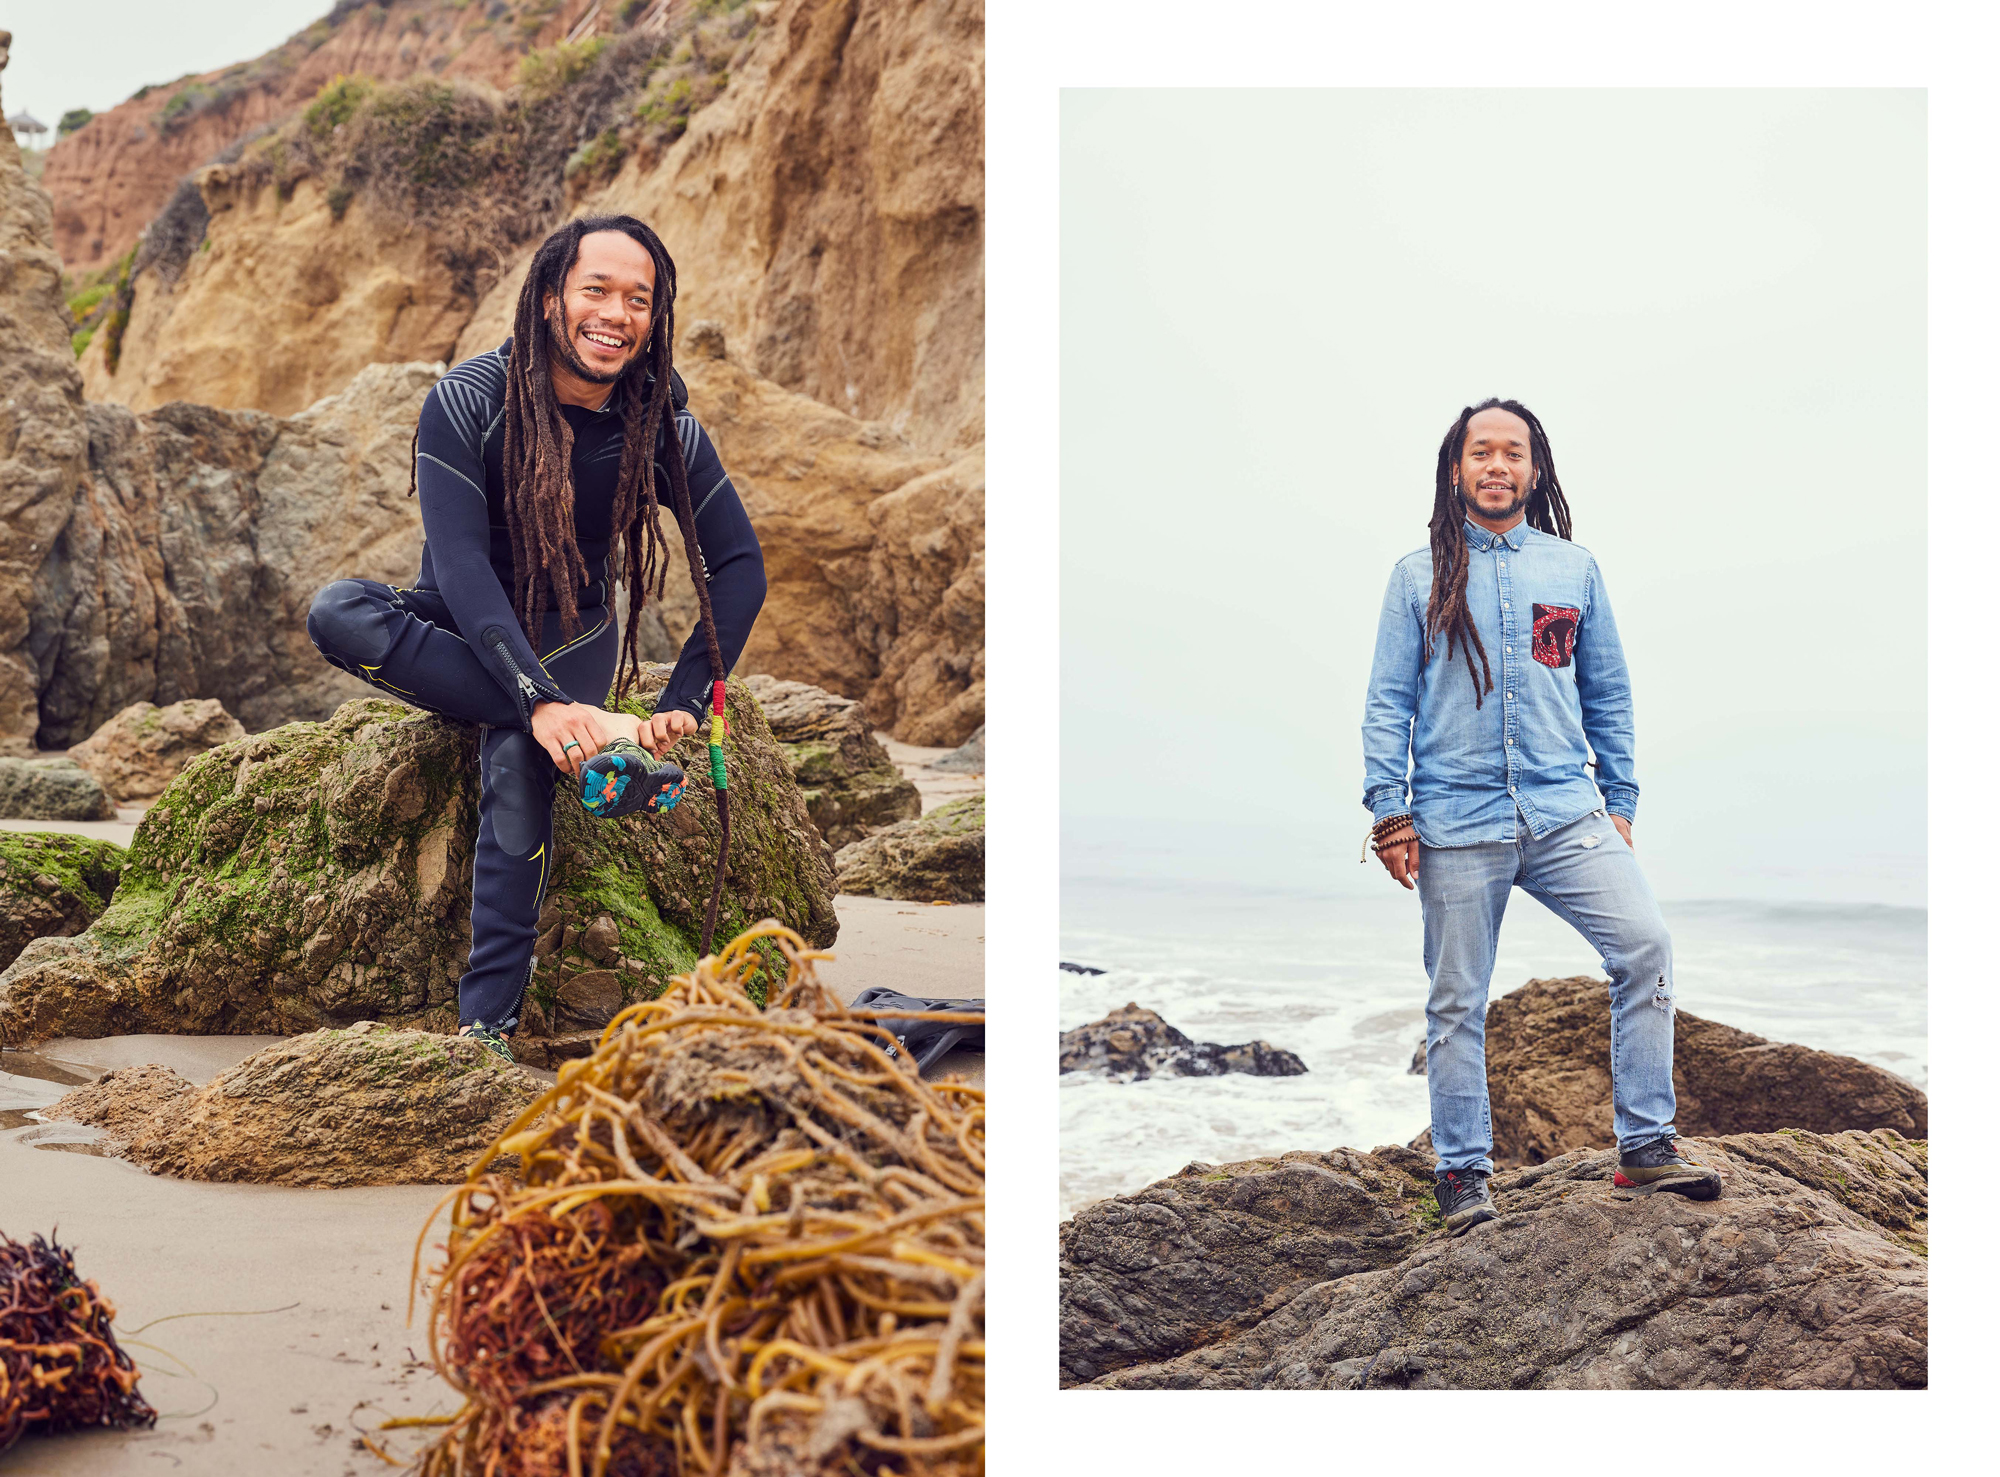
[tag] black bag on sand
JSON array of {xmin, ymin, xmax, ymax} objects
[{"xmin": 848, "ymin": 987, "xmax": 986, "ymax": 1073}]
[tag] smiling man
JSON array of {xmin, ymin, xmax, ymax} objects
[
  {"xmin": 305, "ymin": 215, "xmax": 765, "ymax": 1058},
  {"xmin": 1361, "ymin": 398, "xmax": 1718, "ymax": 1235}
]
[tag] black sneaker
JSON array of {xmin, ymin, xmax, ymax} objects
[
  {"xmin": 1434, "ymin": 1168, "xmax": 1498, "ymax": 1234},
  {"xmin": 459, "ymin": 1021, "xmax": 515, "ymax": 1065},
  {"xmin": 579, "ymin": 739, "xmax": 687, "ymax": 819},
  {"xmin": 1613, "ymin": 1134, "xmax": 1721, "ymax": 1200}
]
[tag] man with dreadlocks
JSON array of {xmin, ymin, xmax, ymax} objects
[
  {"xmin": 306, "ymin": 215, "xmax": 764, "ymax": 1060},
  {"xmin": 1361, "ymin": 398, "xmax": 1718, "ymax": 1235}
]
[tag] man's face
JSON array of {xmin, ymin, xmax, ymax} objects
[
  {"xmin": 542, "ymin": 230, "xmax": 656, "ymax": 385},
  {"xmin": 1454, "ymin": 407, "xmax": 1535, "ymax": 523}
]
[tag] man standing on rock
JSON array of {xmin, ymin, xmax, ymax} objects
[
  {"xmin": 306, "ymin": 215, "xmax": 765, "ymax": 1060},
  {"xmin": 1361, "ymin": 398, "xmax": 1717, "ymax": 1234}
]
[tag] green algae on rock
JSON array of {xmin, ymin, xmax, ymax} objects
[
  {"xmin": 0, "ymin": 687, "xmax": 836, "ymax": 1045},
  {"xmin": 834, "ymin": 793, "xmax": 983, "ymax": 903},
  {"xmin": 47, "ymin": 1023, "xmax": 547, "ymax": 1187},
  {"xmin": 743, "ymin": 673, "xmax": 919, "ymax": 850},
  {"xmin": 0, "ymin": 832, "xmax": 124, "ymax": 971}
]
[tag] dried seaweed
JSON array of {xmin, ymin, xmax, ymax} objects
[
  {"xmin": 0, "ymin": 1232, "xmax": 157, "ymax": 1453},
  {"xmin": 413, "ymin": 922, "xmax": 984, "ymax": 1477}
]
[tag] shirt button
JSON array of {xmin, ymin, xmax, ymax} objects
[
  {"xmin": 1499, "ymin": 560, "xmax": 1506, "ymax": 568},
  {"xmin": 1502, "ymin": 601, "xmax": 1510, "ymax": 609},
  {"xmin": 1507, "ymin": 737, "xmax": 1514, "ymax": 744},
  {"xmin": 1506, "ymin": 646, "xmax": 1513, "ymax": 654},
  {"xmin": 1507, "ymin": 692, "xmax": 1514, "ymax": 700}
]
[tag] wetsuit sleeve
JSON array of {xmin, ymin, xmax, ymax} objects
[
  {"xmin": 653, "ymin": 413, "xmax": 766, "ymax": 722},
  {"xmin": 1575, "ymin": 556, "xmax": 1639, "ymax": 822},
  {"xmin": 1361, "ymin": 562, "xmax": 1423, "ymax": 823},
  {"xmin": 413, "ymin": 385, "xmax": 573, "ymax": 729}
]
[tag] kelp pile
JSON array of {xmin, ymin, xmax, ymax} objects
[
  {"xmin": 413, "ymin": 923, "xmax": 985, "ymax": 1477},
  {"xmin": 0, "ymin": 1232, "xmax": 156, "ymax": 1453}
]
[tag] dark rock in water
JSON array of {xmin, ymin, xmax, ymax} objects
[
  {"xmin": 744, "ymin": 674, "xmax": 920, "ymax": 850},
  {"xmin": 1061, "ymin": 1128, "xmax": 1926, "ymax": 1389},
  {"xmin": 0, "ymin": 832, "xmax": 123, "ymax": 971},
  {"xmin": 834, "ymin": 794, "xmax": 982, "ymax": 903},
  {"xmin": 1404, "ymin": 976, "xmax": 1927, "ymax": 1165},
  {"xmin": 0, "ymin": 757, "xmax": 114, "ymax": 820},
  {"xmin": 929, "ymin": 725, "xmax": 984, "ymax": 774},
  {"xmin": 1060, "ymin": 961, "xmax": 1105, "ymax": 976},
  {"xmin": 0, "ymin": 691, "xmax": 837, "ymax": 1045},
  {"xmin": 1059, "ymin": 1002, "xmax": 1307, "ymax": 1082}
]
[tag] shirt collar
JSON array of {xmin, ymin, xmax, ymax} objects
[{"xmin": 1463, "ymin": 518, "xmax": 1527, "ymax": 552}]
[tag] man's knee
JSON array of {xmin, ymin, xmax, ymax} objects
[
  {"xmin": 483, "ymin": 728, "xmax": 552, "ymax": 858},
  {"xmin": 1426, "ymin": 983, "xmax": 1486, "ymax": 1048},
  {"xmin": 307, "ymin": 579, "xmax": 390, "ymax": 664}
]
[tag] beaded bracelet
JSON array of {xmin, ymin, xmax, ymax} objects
[{"xmin": 1360, "ymin": 813, "xmax": 1418, "ymax": 862}]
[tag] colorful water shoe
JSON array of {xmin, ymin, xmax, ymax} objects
[
  {"xmin": 579, "ymin": 738, "xmax": 686, "ymax": 819},
  {"xmin": 458, "ymin": 1021, "xmax": 515, "ymax": 1065}
]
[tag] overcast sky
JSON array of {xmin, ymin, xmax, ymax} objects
[
  {"xmin": 1061, "ymin": 89, "xmax": 1925, "ymax": 906},
  {"xmin": 3, "ymin": 1, "xmax": 334, "ymax": 132}
]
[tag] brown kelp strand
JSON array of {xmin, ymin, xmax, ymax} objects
[
  {"xmin": 0, "ymin": 1231, "xmax": 157, "ymax": 1453},
  {"xmin": 414, "ymin": 921, "xmax": 985, "ymax": 1477}
]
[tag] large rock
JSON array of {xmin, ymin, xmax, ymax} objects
[
  {"xmin": 0, "ymin": 687, "xmax": 836, "ymax": 1045},
  {"xmin": 744, "ymin": 673, "xmax": 919, "ymax": 849},
  {"xmin": 834, "ymin": 793, "xmax": 983, "ymax": 903},
  {"xmin": 66, "ymin": 697, "xmax": 246, "ymax": 802},
  {"xmin": 1059, "ymin": 1003, "xmax": 1308, "ymax": 1083},
  {"xmin": 0, "ymin": 33, "xmax": 93, "ymax": 756},
  {"xmin": 1062, "ymin": 1130, "xmax": 1927, "ymax": 1390},
  {"xmin": 1408, "ymin": 976, "xmax": 1928, "ymax": 1166},
  {"xmin": 0, "ymin": 756, "xmax": 114, "ymax": 820},
  {"xmin": 45, "ymin": 1024, "xmax": 547, "ymax": 1187},
  {"xmin": 34, "ymin": 359, "xmax": 438, "ymax": 745},
  {"xmin": 629, "ymin": 341, "xmax": 983, "ymax": 744},
  {"xmin": 0, "ymin": 831, "xmax": 123, "ymax": 970}
]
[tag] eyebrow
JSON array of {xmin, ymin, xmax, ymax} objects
[
  {"xmin": 579, "ymin": 271, "xmax": 653, "ymax": 292},
  {"xmin": 1468, "ymin": 436, "xmax": 1528, "ymax": 449}
]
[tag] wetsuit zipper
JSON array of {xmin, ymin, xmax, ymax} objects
[{"xmin": 483, "ymin": 627, "xmax": 564, "ymax": 728}]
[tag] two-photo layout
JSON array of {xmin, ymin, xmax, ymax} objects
[{"xmin": 0, "ymin": 4, "xmax": 1943, "ymax": 1472}]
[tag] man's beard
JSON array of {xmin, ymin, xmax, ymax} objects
[
  {"xmin": 553, "ymin": 317, "xmax": 631, "ymax": 386},
  {"xmin": 1460, "ymin": 481, "xmax": 1529, "ymax": 520}
]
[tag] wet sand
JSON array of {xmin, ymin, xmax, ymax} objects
[{"xmin": 0, "ymin": 894, "xmax": 982, "ymax": 1473}]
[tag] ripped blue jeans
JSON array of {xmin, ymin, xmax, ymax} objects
[{"xmin": 1416, "ymin": 810, "xmax": 1676, "ymax": 1174}]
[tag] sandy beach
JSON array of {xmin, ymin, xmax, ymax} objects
[{"xmin": 0, "ymin": 889, "xmax": 982, "ymax": 1474}]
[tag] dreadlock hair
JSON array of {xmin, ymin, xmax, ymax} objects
[{"xmin": 1425, "ymin": 397, "xmax": 1574, "ymax": 708}]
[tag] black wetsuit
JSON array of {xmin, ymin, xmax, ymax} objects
[{"xmin": 306, "ymin": 340, "xmax": 765, "ymax": 1031}]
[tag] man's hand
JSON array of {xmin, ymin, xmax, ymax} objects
[
  {"xmin": 1375, "ymin": 828, "xmax": 1420, "ymax": 890},
  {"xmin": 636, "ymin": 708, "xmax": 698, "ymax": 758},
  {"xmin": 531, "ymin": 700, "xmax": 612, "ymax": 776},
  {"xmin": 1610, "ymin": 815, "xmax": 1633, "ymax": 849}
]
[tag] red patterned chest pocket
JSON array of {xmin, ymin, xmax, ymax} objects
[{"xmin": 1532, "ymin": 604, "xmax": 1580, "ymax": 668}]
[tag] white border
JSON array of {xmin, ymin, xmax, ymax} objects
[{"xmin": 991, "ymin": 0, "xmax": 1985, "ymax": 1464}]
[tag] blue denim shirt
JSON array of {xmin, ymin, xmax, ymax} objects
[{"xmin": 1362, "ymin": 519, "xmax": 1638, "ymax": 845}]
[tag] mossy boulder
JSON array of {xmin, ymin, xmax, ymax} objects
[
  {"xmin": 47, "ymin": 1024, "xmax": 546, "ymax": 1187},
  {"xmin": 0, "ymin": 832, "xmax": 125, "ymax": 970},
  {"xmin": 0, "ymin": 757, "xmax": 116, "ymax": 820},
  {"xmin": 834, "ymin": 794, "xmax": 983, "ymax": 903},
  {"xmin": 743, "ymin": 673, "xmax": 920, "ymax": 849},
  {"xmin": 0, "ymin": 683, "xmax": 836, "ymax": 1044}
]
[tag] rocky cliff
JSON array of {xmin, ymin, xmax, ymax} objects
[
  {"xmin": 34, "ymin": 361, "xmax": 437, "ymax": 746},
  {"xmin": 79, "ymin": 0, "xmax": 982, "ymax": 456},
  {"xmin": 0, "ymin": 32, "xmax": 92, "ymax": 756},
  {"xmin": 44, "ymin": 0, "xmax": 603, "ymax": 276}
]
